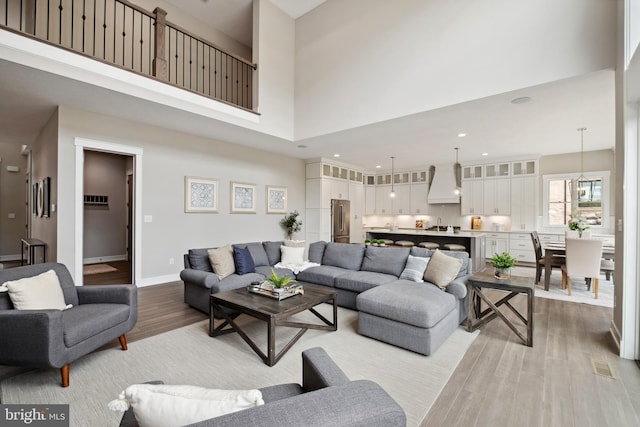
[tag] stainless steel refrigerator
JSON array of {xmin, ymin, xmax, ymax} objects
[{"xmin": 331, "ymin": 199, "xmax": 350, "ymax": 243}]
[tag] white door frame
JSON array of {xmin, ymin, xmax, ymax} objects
[{"xmin": 74, "ymin": 138, "xmax": 143, "ymax": 286}]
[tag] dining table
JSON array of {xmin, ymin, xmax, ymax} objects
[{"xmin": 543, "ymin": 241, "xmax": 616, "ymax": 290}]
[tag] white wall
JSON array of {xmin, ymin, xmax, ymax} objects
[
  {"xmin": 294, "ymin": 0, "xmax": 617, "ymax": 140},
  {"xmin": 83, "ymin": 151, "xmax": 128, "ymax": 262},
  {"xmin": 0, "ymin": 143, "xmax": 28, "ymax": 259},
  {"xmin": 56, "ymin": 106, "xmax": 305, "ymax": 282}
]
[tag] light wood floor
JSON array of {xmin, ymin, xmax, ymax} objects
[{"xmin": 421, "ymin": 291, "xmax": 640, "ymax": 427}]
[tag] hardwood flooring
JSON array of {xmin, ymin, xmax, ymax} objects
[
  {"xmin": 83, "ymin": 260, "xmax": 131, "ymax": 285},
  {"xmin": 421, "ymin": 290, "xmax": 640, "ymax": 427}
]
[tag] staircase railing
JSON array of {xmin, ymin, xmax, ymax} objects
[{"xmin": 0, "ymin": 0, "xmax": 256, "ymax": 111}]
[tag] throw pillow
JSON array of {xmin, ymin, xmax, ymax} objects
[
  {"xmin": 399, "ymin": 255, "xmax": 430, "ymax": 282},
  {"xmin": 233, "ymin": 246, "xmax": 256, "ymax": 275},
  {"xmin": 424, "ymin": 250, "xmax": 464, "ymax": 290},
  {"xmin": 108, "ymin": 384, "xmax": 264, "ymax": 427},
  {"xmin": 284, "ymin": 239, "xmax": 306, "ymax": 248},
  {"xmin": 207, "ymin": 245, "xmax": 235, "ymax": 280},
  {"xmin": 280, "ymin": 245, "xmax": 305, "ymax": 265},
  {"xmin": 3, "ymin": 269, "xmax": 67, "ymax": 310}
]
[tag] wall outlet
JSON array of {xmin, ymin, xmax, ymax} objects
[
  {"xmin": 144, "ymin": 215, "xmax": 153, "ymax": 223},
  {"xmin": 7, "ymin": 213, "xmax": 15, "ymax": 219},
  {"xmin": 169, "ymin": 258, "xmax": 174, "ymax": 265}
]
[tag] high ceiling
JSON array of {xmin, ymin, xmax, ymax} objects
[{"xmin": 0, "ymin": 0, "xmax": 615, "ymax": 172}]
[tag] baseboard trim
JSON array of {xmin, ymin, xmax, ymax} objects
[
  {"xmin": 83, "ymin": 255, "xmax": 128, "ymax": 264},
  {"xmin": 609, "ymin": 320, "xmax": 621, "ymax": 353},
  {"xmin": 137, "ymin": 273, "xmax": 180, "ymax": 288},
  {"xmin": 0, "ymin": 254, "xmax": 21, "ymax": 262}
]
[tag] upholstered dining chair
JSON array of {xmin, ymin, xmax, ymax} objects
[
  {"xmin": 565, "ymin": 230, "xmax": 592, "ymax": 239},
  {"xmin": 530, "ymin": 231, "xmax": 564, "ymax": 284},
  {"xmin": 561, "ymin": 238, "xmax": 603, "ymax": 298},
  {"xmin": 0, "ymin": 263, "xmax": 137, "ymax": 387}
]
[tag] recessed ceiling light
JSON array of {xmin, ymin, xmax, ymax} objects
[
  {"xmin": 333, "ymin": 153, "xmax": 340, "ymax": 157},
  {"xmin": 458, "ymin": 133, "xmax": 466, "ymax": 138},
  {"xmin": 511, "ymin": 96, "xmax": 531, "ymax": 104},
  {"xmin": 482, "ymin": 152, "xmax": 489, "ymax": 156},
  {"xmin": 376, "ymin": 165, "xmax": 381, "ymax": 169},
  {"xmin": 297, "ymin": 144, "xmax": 307, "ymax": 148}
]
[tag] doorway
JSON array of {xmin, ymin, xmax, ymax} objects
[{"xmin": 74, "ymin": 138, "xmax": 142, "ymax": 287}]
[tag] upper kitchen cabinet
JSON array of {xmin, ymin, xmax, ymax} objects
[
  {"xmin": 462, "ymin": 165, "xmax": 483, "ymax": 180},
  {"xmin": 461, "ymin": 180, "xmax": 484, "ymax": 215},
  {"xmin": 483, "ymin": 178, "xmax": 510, "ymax": 215},
  {"xmin": 484, "ymin": 162, "xmax": 510, "ymax": 179},
  {"xmin": 410, "ymin": 171, "xmax": 429, "ymax": 214},
  {"xmin": 511, "ymin": 160, "xmax": 537, "ymax": 176},
  {"xmin": 510, "ymin": 176, "xmax": 537, "ymax": 230}
]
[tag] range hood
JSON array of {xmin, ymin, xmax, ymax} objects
[{"xmin": 427, "ymin": 163, "xmax": 461, "ymax": 204}]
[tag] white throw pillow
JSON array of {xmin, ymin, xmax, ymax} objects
[
  {"xmin": 3, "ymin": 269, "xmax": 67, "ymax": 310},
  {"xmin": 424, "ymin": 250, "xmax": 463, "ymax": 289},
  {"xmin": 280, "ymin": 245, "xmax": 305, "ymax": 265},
  {"xmin": 108, "ymin": 384, "xmax": 264, "ymax": 427},
  {"xmin": 207, "ymin": 245, "xmax": 235, "ymax": 280},
  {"xmin": 399, "ymin": 255, "xmax": 430, "ymax": 282},
  {"xmin": 284, "ymin": 239, "xmax": 306, "ymax": 248}
]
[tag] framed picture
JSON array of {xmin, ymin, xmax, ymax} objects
[
  {"xmin": 42, "ymin": 177, "xmax": 50, "ymax": 218},
  {"xmin": 230, "ymin": 182, "xmax": 256, "ymax": 214},
  {"xmin": 32, "ymin": 181, "xmax": 39, "ymax": 216},
  {"xmin": 184, "ymin": 176, "xmax": 219, "ymax": 213},
  {"xmin": 266, "ymin": 186, "xmax": 287, "ymax": 214}
]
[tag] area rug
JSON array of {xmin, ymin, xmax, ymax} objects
[
  {"xmin": 0, "ymin": 306, "xmax": 478, "ymax": 427},
  {"xmin": 83, "ymin": 263, "xmax": 118, "ymax": 275},
  {"xmin": 511, "ymin": 265, "xmax": 613, "ymax": 308}
]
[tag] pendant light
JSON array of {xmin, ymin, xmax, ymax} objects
[
  {"xmin": 453, "ymin": 147, "xmax": 461, "ymax": 195},
  {"xmin": 389, "ymin": 156, "xmax": 396, "ymax": 198},
  {"xmin": 577, "ymin": 127, "xmax": 587, "ymax": 197}
]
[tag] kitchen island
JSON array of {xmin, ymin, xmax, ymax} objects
[{"xmin": 365, "ymin": 229, "xmax": 486, "ymax": 273}]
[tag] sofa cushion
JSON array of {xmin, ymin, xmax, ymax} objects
[
  {"xmin": 281, "ymin": 246, "xmax": 305, "ymax": 265},
  {"xmin": 3, "ymin": 269, "xmax": 68, "ymax": 310},
  {"xmin": 424, "ymin": 250, "xmax": 464, "ymax": 289},
  {"xmin": 255, "ymin": 266, "xmax": 296, "ymax": 280},
  {"xmin": 63, "ymin": 303, "xmax": 131, "ymax": 346},
  {"xmin": 233, "ymin": 246, "xmax": 256, "ymax": 275},
  {"xmin": 296, "ymin": 265, "xmax": 348, "ymax": 287},
  {"xmin": 411, "ymin": 247, "xmax": 470, "ymax": 278},
  {"xmin": 235, "ymin": 242, "xmax": 270, "ymax": 267},
  {"xmin": 399, "ymin": 255, "xmax": 430, "ymax": 282},
  {"xmin": 211, "ymin": 273, "xmax": 265, "ymax": 294},
  {"xmin": 334, "ymin": 271, "xmax": 398, "ymax": 293},
  {"xmin": 208, "ymin": 245, "xmax": 235, "ymax": 280},
  {"xmin": 188, "ymin": 249, "xmax": 213, "ymax": 272},
  {"xmin": 308, "ymin": 241, "xmax": 327, "ymax": 264},
  {"xmin": 361, "ymin": 246, "xmax": 409, "ymax": 277},
  {"xmin": 357, "ymin": 281, "xmax": 456, "ymax": 329},
  {"xmin": 322, "ymin": 243, "xmax": 365, "ymax": 271},
  {"xmin": 262, "ymin": 241, "xmax": 284, "ymax": 266}
]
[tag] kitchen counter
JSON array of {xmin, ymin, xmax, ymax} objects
[{"xmin": 365, "ymin": 229, "xmax": 486, "ymax": 273}]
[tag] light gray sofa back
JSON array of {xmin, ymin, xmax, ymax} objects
[
  {"xmin": 361, "ymin": 246, "xmax": 410, "ymax": 277},
  {"xmin": 322, "ymin": 243, "xmax": 366, "ymax": 271},
  {"xmin": 262, "ymin": 241, "xmax": 284, "ymax": 266},
  {"xmin": 308, "ymin": 241, "xmax": 327, "ymax": 264},
  {"xmin": 234, "ymin": 242, "xmax": 270, "ymax": 267},
  {"xmin": 410, "ymin": 247, "xmax": 471, "ymax": 277}
]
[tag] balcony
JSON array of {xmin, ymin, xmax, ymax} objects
[{"xmin": 0, "ymin": 0, "xmax": 256, "ymax": 112}]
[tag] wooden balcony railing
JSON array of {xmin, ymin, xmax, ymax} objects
[{"xmin": 0, "ymin": 0, "xmax": 256, "ymax": 111}]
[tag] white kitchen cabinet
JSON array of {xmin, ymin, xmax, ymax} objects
[
  {"xmin": 410, "ymin": 182, "xmax": 430, "ymax": 214},
  {"xmin": 511, "ymin": 160, "xmax": 537, "ymax": 176},
  {"xmin": 509, "ymin": 232, "xmax": 536, "ymax": 263},
  {"xmin": 462, "ymin": 165, "xmax": 483, "ymax": 180},
  {"xmin": 510, "ymin": 176, "xmax": 537, "ymax": 230},
  {"xmin": 461, "ymin": 180, "xmax": 484, "ymax": 215},
  {"xmin": 330, "ymin": 178, "xmax": 349, "ymax": 201},
  {"xmin": 483, "ymin": 178, "xmax": 510, "ymax": 215},
  {"xmin": 391, "ymin": 184, "xmax": 411, "ymax": 214},
  {"xmin": 375, "ymin": 185, "xmax": 393, "ymax": 214},
  {"xmin": 349, "ymin": 181, "xmax": 364, "ymax": 242},
  {"xmin": 484, "ymin": 162, "xmax": 510, "ymax": 178},
  {"xmin": 364, "ymin": 186, "xmax": 376, "ymax": 214},
  {"xmin": 486, "ymin": 232, "xmax": 509, "ymax": 259}
]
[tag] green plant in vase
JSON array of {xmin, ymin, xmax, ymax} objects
[
  {"xmin": 490, "ymin": 251, "xmax": 516, "ymax": 280},
  {"xmin": 280, "ymin": 210, "xmax": 302, "ymax": 240},
  {"xmin": 265, "ymin": 269, "xmax": 294, "ymax": 292}
]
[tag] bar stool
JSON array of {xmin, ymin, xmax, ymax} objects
[
  {"xmin": 443, "ymin": 243, "xmax": 466, "ymax": 252},
  {"xmin": 418, "ymin": 242, "xmax": 439, "ymax": 250},
  {"xmin": 381, "ymin": 239, "xmax": 395, "ymax": 246},
  {"xmin": 394, "ymin": 240, "xmax": 415, "ymax": 248}
]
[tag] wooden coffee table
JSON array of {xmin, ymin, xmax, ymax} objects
[
  {"xmin": 466, "ymin": 270, "xmax": 535, "ymax": 347},
  {"xmin": 209, "ymin": 282, "xmax": 337, "ymax": 366}
]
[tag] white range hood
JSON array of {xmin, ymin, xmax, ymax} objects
[{"xmin": 427, "ymin": 163, "xmax": 461, "ymax": 204}]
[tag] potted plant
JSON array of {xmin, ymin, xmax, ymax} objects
[
  {"xmin": 490, "ymin": 251, "xmax": 516, "ymax": 280},
  {"xmin": 265, "ymin": 269, "xmax": 294, "ymax": 292},
  {"xmin": 364, "ymin": 239, "xmax": 372, "ymax": 246},
  {"xmin": 280, "ymin": 210, "xmax": 302, "ymax": 240},
  {"xmin": 568, "ymin": 213, "xmax": 589, "ymax": 237}
]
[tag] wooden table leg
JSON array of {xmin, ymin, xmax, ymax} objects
[
  {"xmin": 527, "ymin": 289, "xmax": 534, "ymax": 347},
  {"xmin": 544, "ymin": 253, "xmax": 552, "ymax": 291}
]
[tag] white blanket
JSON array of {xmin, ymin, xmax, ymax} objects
[{"xmin": 274, "ymin": 261, "xmax": 320, "ymax": 274}]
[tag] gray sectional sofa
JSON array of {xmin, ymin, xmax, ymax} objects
[{"xmin": 181, "ymin": 241, "xmax": 471, "ymax": 355}]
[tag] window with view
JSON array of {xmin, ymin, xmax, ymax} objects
[{"xmin": 544, "ymin": 172, "xmax": 608, "ymax": 228}]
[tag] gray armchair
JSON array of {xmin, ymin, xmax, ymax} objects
[{"xmin": 0, "ymin": 263, "xmax": 137, "ymax": 387}]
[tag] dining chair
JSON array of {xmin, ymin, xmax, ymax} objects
[
  {"xmin": 530, "ymin": 231, "xmax": 564, "ymax": 284},
  {"xmin": 561, "ymin": 238, "xmax": 603, "ymax": 298},
  {"xmin": 565, "ymin": 230, "xmax": 592, "ymax": 239}
]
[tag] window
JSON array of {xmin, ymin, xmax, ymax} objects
[{"xmin": 543, "ymin": 172, "xmax": 609, "ymax": 228}]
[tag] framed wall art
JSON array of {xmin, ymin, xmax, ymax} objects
[
  {"xmin": 230, "ymin": 182, "xmax": 256, "ymax": 214},
  {"xmin": 184, "ymin": 176, "xmax": 219, "ymax": 213},
  {"xmin": 32, "ymin": 181, "xmax": 39, "ymax": 216},
  {"xmin": 41, "ymin": 177, "xmax": 50, "ymax": 218},
  {"xmin": 266, "ymin": 185, "xmax": 287, "ymax": 214}
]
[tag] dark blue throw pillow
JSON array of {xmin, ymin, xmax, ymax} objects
[{"xmin": 233, "ymin": 245, "xmax": 256, "ymax": 275}]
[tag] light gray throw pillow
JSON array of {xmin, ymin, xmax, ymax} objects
[{"xmin": 399, "ymin": 255, "xmax": 430, "ymax": 282}]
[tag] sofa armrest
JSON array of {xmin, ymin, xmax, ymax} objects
[
  {"xmin": 77, "ymin": 284, "xmax": 137, "ymax": 306},
  {"xmin": 180, "ymin": 269, "xmax": 220, "ymax": 289},
  {"xmin": 187, "ymin": 380, "xmax": 406, "ymax": 427},
  {"xmin": 0, "ymin": 310, "xmax": 65, "ymax": 366},
  {"xmin": 302, "ymin": 347, "xmax": 350, "ymax": 392},
  {"xmin": 446, "ymin": 275, "xmax": 469, "ymax": 299}
]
